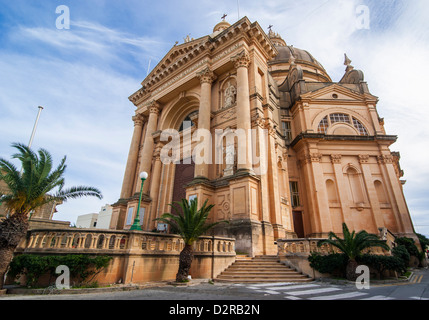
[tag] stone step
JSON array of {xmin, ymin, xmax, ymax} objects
[
  {"xmin": 221, "ymin": 266, "xmax": 295, "ymax": 273},
  {"xmin": 232, "ymin": 261, "xmax": 282, "ymax": 265},
  {"xmin": 220, "ymin": 269, "xmax": 298, "ymax": 275},
  {"xmin": 215, "ymin": 255, "xmax": 313, "ymax": 284},
  {"xmin": 215, "ymin": 277, "xmax": 314, "ymax": 283},
  {"xmin": 217, "ymin": 273, "xmax": 309, "ymax": 280}
]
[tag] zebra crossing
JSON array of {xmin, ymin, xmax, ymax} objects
[{"xmin": 239, "ymin": 282, "xmax": 395, "ymax": 300}]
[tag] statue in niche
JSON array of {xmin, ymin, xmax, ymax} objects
[
  {"xmin": 224, "ymin": 81, "xmax": 236, "ymax": 109},
  {"xmin": 223, "ymin": 143, "xmax": 235, "ymax": 177}
]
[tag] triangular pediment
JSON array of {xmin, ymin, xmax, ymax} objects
[
  {"xmin": 130, "ymin": 17, "xmax": 278, "ymax": 106},
  {"xmin": 300, "ymin": 83, "xmax": 378, "ymax": 102},
  {"xmin": 141, "ymin": 36, "xmax": 210, "ymax": 86}
]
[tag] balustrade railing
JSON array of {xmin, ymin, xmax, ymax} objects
[
  {"xmin": 21, "ymin": 228, "xmax": 235, "ymax": 256},
  {"xmin": 277, "ymin": 238, "xmax": 389, "ymax": 256}
]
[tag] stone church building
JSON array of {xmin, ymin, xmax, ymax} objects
[{"xmin": 110, "ymin": 17, "xmax": 417, "ymax": 256}]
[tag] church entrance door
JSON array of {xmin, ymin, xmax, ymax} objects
[{"xmin": 172, "ymin": 160, "xmax": 195, "ymax": 205}]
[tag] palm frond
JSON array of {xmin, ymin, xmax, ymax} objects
[
  {"xmin": 0, "ymin": 143, "xmax": 103, "ymax": 217},
  {"xmin": 155, "ymin": 198, "xmax": 227, "ymax": 245},
  {"xmin": 318, "ymin": 223, "xmax": 390, "ymax": 259},
  {"xmin": 53, "ymin": 186, "xmax": 103, "ymax": 201}
]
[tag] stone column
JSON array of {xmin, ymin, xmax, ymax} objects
[
  {"xmin": 331, "ymin": 154, "xmax": 352, "ymax": 226},
  {"xmin": 302, "ymin": 152, "xmax": 332, "ymax": 236},
  {"xmin": 266, "ymin": 122, "xmax": 284, "ymax": 239},
  {"xmin": 136, "ymin": 101, "xmax": 160, "ymax": 195},
  {"xmin": 120, "ymin": 114, "xmax": 145, "ymax": 199},
  {"xmin": 194, "ymin": 67, "xmax": 216, "ymax": 179},
  {"xmin": 231, "ymin": 50, "xmax": 253, "ymax": 172},
  {"xmin": 359, "ymin": 155, "xmax": 384, "ymax": 232},
  {"xmin": 148, "ymin": 143, "xmax": 164, "ymax": 231},
  {"xmin": 378, "ymin": 154, "xmax": 414, "ymax": 235}
]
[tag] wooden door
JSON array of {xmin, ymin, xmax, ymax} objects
[
  {"xmin": 171, "ymin": 161, "xmax": 195, "ymax": 205},
  {"xmin": 293, "ymin": 211, "xmax": 305, "ymax": 238}
]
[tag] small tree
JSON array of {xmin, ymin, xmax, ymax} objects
[
  {"xmin": 317, "ymin": 223, "xmax": 390, "ymax": 281},
  {"xmin": 0, "ymin": 143, "xmax": 103, "ymax": 289},
  {"xmin": 155, "ymin": 198, "xmax": 227, "ymax": 282}
]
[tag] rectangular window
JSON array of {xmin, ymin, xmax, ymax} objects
[
  {"xmin": 126, "ymin": 207, "xmax": 134, "ymax": 225},
  {"xmin": 289, "ymin": 181, "xmax": 301, "ymax": 208},
  {"xmin": 282, "ymin": 121, "xmax": 292, "ymax": 142},
  {"xmin": 188, "ymin": 195, "xmax": 197, "ymax": 204}
]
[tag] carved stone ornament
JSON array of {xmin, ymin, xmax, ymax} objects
[
  {"xmin": 231, "ymin": 50, "xmax": 251, "ymax": 69},
  {"xmin": 149, "ymin": 100, "xmax": 160, "ymax": 115},
  {"xmin": 197, "ymin": 67, "xmax": 216, "ymax": 84},
  {"xmin": 303, "ymin": 152, "xmax": 322, "ymax": 164},
  {"xmin": 358, "ymin": 154, "xmax": 370, "ymax": 164},
  {"xmin": 132, "ymin": 114, "xmax": 146, "ymax": 127},
  {"xmin": 377, "ymin": 154, "xmax": 393, "ymax": 164},
  {"xmin": 224, "ymin": 81, "xmax": 237, "ymax": 109},
  {"xmin": 331, "ymin": 154, "xmax": 342, "ymax": 164}
]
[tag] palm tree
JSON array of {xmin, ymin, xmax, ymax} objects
[
  {"xmin": 317, "ymin": 223, "xmax": 390, "ymax": 281},
  {"xmin": 0, "ymin": 143, "xmax": 103, "ymax": 289},
  {"xmin": 155, "ymin": 198, "xmax": 227, "ymax": 282}
]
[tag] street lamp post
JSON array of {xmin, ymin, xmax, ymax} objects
[
  {"xmin": 130, "ymin": 172, "xmax": 148, "ymax": 231},
  {"xmin": 28, "ymin": 106, "xmax": 44, "ymax": 149}
]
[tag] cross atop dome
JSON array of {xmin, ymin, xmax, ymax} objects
[{"xmin": 267, "ymin": 25, "xmax": 286, "ymax": 47}]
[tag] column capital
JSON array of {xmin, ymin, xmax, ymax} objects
[
  {"xmin": 302, "ymin": 152, "xmax": 322, "ymax": 164},
  {"xmin": 132, "ymin": 114, "xmax": 146, "ymax": 126},
  {"xmin": 358, "ymin": 154, "xmax": 370, "ymax": 164},
  {"xmin": 331, "ymin": 154, "xmax": 342, "ymax": 164},
  {"xmin": 197, "ymin": 67, "xmax": 217, "ymax": 84},
  {"xmin": 149, "ymin": 100, "xmax": 161, "ymax": 115},
  {"xmin": 231, "ymin": 50, "xmax": 251, "ymax": 69},
  {"xmin": 377, "ymin": 154, "xmax": 393, "ymax": 164}
]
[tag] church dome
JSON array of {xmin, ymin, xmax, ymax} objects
[
  {"xmin": 271, "ymin": 45, "xmax": 325, "ymax": 69},
  {"xmin": 268, "ymin": 31, "xmax": 331, "ymax": 83},
  {"xmin": 211, "ymin": 20, "xmax": 231, "ymax": 37}
]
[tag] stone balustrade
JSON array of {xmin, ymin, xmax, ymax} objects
[
  {"xmin": 20, "ymin": 228, "xmax": 236, "ymax": 256},
  {"xmin": 276, "ymin": 238, "xmax": 389, "ymax": 256},
  {"xmin": 276, "ymin": 238, "xmax": 390, "ymax": 279},
  {"xmin": 10, "ymin": 228, "xmax": 236, "ymax": 286},
  {"xmin": 277, "ymin": 238, "xmax": 339, "ymax": 256}
]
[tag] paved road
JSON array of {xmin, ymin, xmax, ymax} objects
[{"xmin": 1, "ymin": 268, "xmax": 427, "ymax": 301}]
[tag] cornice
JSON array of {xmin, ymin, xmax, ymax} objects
[{"xmin": 290, "ymin": 133, "xmax": 398, "ymax": 148}]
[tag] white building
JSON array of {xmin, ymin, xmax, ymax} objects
[
  {"xmin": 75, "ymin": 204, "xmax": 113, "ymax": 229},
  {"xmin": 96, "ymin": 204, "xmax": 113, "ymax": 229},
  {"xmin": 76, "ymin": 213, "xmax": 98, "ymax": 228}
]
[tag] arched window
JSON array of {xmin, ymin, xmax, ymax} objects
[
  {"xmin": 352, "ymin": 117, "xmax": 368, "ymax": 135},
  {"xmin": 317, "ymin": 113, "xmax": 369, "ymax": 136},
  {"xmin": 179, "ymin": 115, "xmax": 195, "ymax": 131},
  {"xmin": 330, "ymin": 113, "xmax": 351, "ymax": 124},
  {"xmin": 317, "ymin": 116, "xmax": 329, "ymax": 134}
]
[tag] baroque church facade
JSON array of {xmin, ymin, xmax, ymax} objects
[{"xmin": 110, "ymin": 17, "xmax": 417, "ymax": 256}]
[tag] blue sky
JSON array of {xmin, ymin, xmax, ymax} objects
[{"xmin": 1, "ymin": 0, "xmax": 428, "ymax": 238}]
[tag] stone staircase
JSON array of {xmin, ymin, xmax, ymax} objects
[{"xmin": 215, "ymin": 255, "xmax": 313, "ymax": 283}]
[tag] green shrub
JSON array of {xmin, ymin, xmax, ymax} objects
[
  {"xmin": 395, "ymin": 237, "xmax": 419, "ymax": 257},
  {"xmin": 391, "ymin": 244, "xmax": 410, "ymax": 273},
  {"xmin": 8, "ymin": 254, "xmax": 112, "ymax": 287},
  {"xmin": 417, "ymin": 233, "xmax": 429, "ymax": 252},
  {"xmin": 357, "ymin": 254, "xmax": 404, "ymax": 279},
  {"xmin": 308, "ymin": 252, "xmax": 348, "ymax": 276}
]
